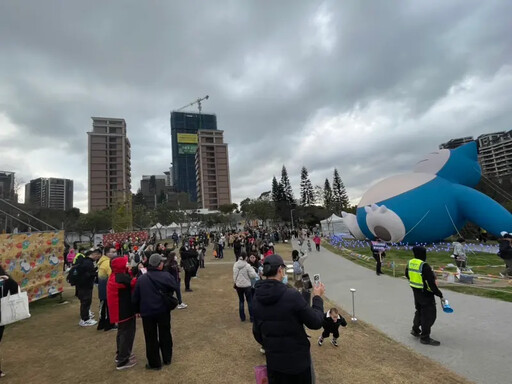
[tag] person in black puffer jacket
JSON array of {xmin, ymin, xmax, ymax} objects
[
  {"xmin": 252, "ymin": 254, "xmax": 325, "ymax": 384},
  {"xmin": 498, "ymin": 233, "xmax": 512, "ymax": 277},
  {"xmin": 76, "ymin": 249, "xmax": 101, "ymax": 327}
]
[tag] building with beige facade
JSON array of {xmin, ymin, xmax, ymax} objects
[
  {"xmin": 195, "ymin": 130, "xmax": 231, "ymax": 210},
  {"xmin": 478, "ymin": 131, "xmax": 512, "ymax": 180},
  {"xmin": 88, "ymin": 117, "xmax": 131, "ymax": 212}
]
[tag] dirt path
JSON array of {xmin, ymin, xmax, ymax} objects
[{"xmin": 1, "ymin": 248, "xmax": 471, "ymax": 383}]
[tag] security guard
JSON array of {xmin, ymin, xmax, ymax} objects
[{"xmin": 405, "ymin": 246, "xmax": 443, "ymax": 346}]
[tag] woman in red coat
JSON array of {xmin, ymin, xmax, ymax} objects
[{"xmin": 107, "ymin": 254, "xmax": 137, "ymax": 370}]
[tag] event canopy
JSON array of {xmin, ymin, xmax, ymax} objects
[{"xmin": 320, "ymin": 214, "xmax": 351, "ymax": 237}]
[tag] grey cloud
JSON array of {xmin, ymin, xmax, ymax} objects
[{"xmin": 0, "ymin": 0, "xmax": 511, "ymax": 211}]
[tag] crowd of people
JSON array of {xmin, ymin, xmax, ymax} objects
[
  {"xmin": 64, "ymin": 232, "xmax": 215, "ymax": 370},
  {"xmin": 18, "ymin": 223, "xmax": 510, "ymax": 383}
]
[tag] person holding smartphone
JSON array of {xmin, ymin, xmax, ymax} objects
[{"xmin": 252, "ymin": 254, "xmax": 325, "ymax": 384}]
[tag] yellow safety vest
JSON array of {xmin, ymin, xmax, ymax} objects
[
  {"xmin": 73, "ymin": 253, "xmax": 84, "ymax": 265},
  {"xmin": 408, "ymin": 258, "xmax": 432, "ymax": 292}
]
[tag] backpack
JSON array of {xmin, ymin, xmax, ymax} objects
[
  {"xmin": 66, "ymin": 263, "xmax": 82, "ymax": 286},
  {"xmin": 293, "ymin": 260, "xmax": 303, "ymax": 275}
]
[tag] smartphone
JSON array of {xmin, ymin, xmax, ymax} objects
[
  {"xmin": 301, "ymin": 273, "xmax": 312, "ymax": 290},
  {"xmin": 313, "ymin": 274, "xmax": 321, "ymax": 287}
]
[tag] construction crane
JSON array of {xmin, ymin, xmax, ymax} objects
[{"xmin": 176, "ymin": 95, "xmax": 209, "ymax": 113}]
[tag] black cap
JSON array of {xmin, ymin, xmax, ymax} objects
[
  {"xmin": 85, "ymin": 248, "xmax": 101, "ymax": 256},
  {"xmin": 412, "ymin": 246, "xmax": 427, "ymax": 261},
  {"xmin": 263, "ymin": 254, "xmax": 286, "ymax": 268}
]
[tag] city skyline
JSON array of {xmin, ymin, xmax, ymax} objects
[{"xmin": 1, "ymin": 1, "xmax": 511, "ymax": 212}]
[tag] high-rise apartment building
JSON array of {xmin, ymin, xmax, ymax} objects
[
  {"xmin": 0, "ymin": 171, "xmax": 16, "ymax": 201},
  {"xmin": 439, "ymin": 137, "xmax": 474, "ymax": 150},
  {"xmin": 88, "ymin": 117, "xmax": 131, "ymax": 212},
  {"xmin": 170, "ymin": 111, "xmax": 217, "ymax": 202},
  {"xmin": 195, "ymin": 129, "xmax": 231, "ymax": 210},
  {"xmin": 478, "ymin": 131, "xmax": 512, "ymax": 179},
  {"xmin": 25, "ymin": 178, "xmax": 73, "ymax": 211}
]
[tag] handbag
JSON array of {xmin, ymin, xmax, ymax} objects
[
  {"xmin": 146, "ymin": 274, "xmax": 179, "ymax": 311},
  {"xmin": 0, "ymin": 284, "xmax": 31, "ymax": 326},
  {"xmin": 254, "ymin": 365, "xmax": 268, "ymax": 384}
]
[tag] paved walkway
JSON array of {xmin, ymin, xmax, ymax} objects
[{"xmin": 297, "ymin": 240, "xmax": 512, "ymax": 384}]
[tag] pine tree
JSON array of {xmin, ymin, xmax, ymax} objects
[
  {"xmin": 332, "ymin": 169, "xmax": 342, "ymax": 212},
  {"xmin": 280, "ymin": 165, "xmax": 295, "ymax": 206},
  {"xmin": 271, "ymin": 176, "xmax": 280, "ymax": 202},
  {"xmin": 313, "ymin": 185, "xmax": 324, "ymax": 206},
  {"xmin": 323, "ymin": 178, "xmax": 333, "ymax": 211},
  {"xmin": 339, "ymin": 179, "xmax": 350, "ymax": 211},
  {"xmin": 300, "ymin": 167, "xmax": 315, "ymax": 206},
  {"xmin": 332, "ymin": 169, "xmax": 350, "ymax": 211},
  {"xmin": 306, "ymin": 178, "xmax": 314, "ymax": 207}
]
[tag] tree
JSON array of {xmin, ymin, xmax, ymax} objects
[
  {"xmin": 77, "ymin": 209, "xmax": 112, "ymax": 243},
  {"xmin": 300, "ymin": 166, "xmax": 314, "ymax": 207},
  {"xmin": 271, "ymin": 177, "xmax": 279, "ymax": 202},
  {"xmin": 313, "ymin": 185, "xmax": 324, "ymax": 206},
  {"xmin": 219, "ymin": 203, "xmax": 238, "ymax": 215},
  {"xmin": 243, "ymin": 199, "xmax": 275, "ymax": 223},
  {"xmin": 323, "ymin": 179, "xmax": 333, "ymax": 211},
  {"xmin": 280, "ymin": 166, "xmax": 295, "ymax": 206},
  {"xmin": 332, "ymin": 169, "xmax": 350, "ymax": 212}
]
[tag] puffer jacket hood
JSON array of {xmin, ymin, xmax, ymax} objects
[
  {"xmin": 235, "ymin": 259, "xmax": 248, "ymax": 270},
  {"xmin": 253, "ymin": 279, "xmax": 287, "ymax": 305},
  {"xmin": 111, "ymin": 256, "xmax": 128, "ymax": 274}
]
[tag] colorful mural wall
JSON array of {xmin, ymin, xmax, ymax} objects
[{"xmin": 0, "ymin": 231, "xmax": 65, "ymax": 302}]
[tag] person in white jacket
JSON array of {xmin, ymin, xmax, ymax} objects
[{"xmin": 233, "ymin": 252, "xmax": 259, "ymax": 322}]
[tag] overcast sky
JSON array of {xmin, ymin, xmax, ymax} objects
[{"xmin": 1, "ymin": 1, "xmax": 511, "ymax": 212}]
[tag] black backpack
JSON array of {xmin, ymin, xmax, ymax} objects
[{"xmin": 66, "ymin": 256, "xmax": 84, "ymax": 286}]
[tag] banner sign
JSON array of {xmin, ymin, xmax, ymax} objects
[
  {"xmin": 178, "ymin": 144, "xmax": 198, "ymax": 155},
  {"xmin": 0, "ymin": 231, "xmax": 65, "ymax": 302},
  {"xmin": 177, "ymin": 133, "xmax": 198, "ymax": 144}
]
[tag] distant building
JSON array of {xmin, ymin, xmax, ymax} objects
[
  {"xmin": 439, "ymin": 137, "xmax": 474, "ymax": 150},
  {"xmin": 140, "ymin": 175, "xmax": 167, "ymax": 207},
  {"xmin": 171, "ymin": 111, "xmax": 217, "ymax": 202},
  {"xmin": 88, "ymin": 117, "xmax": 131, "ymax": 212},
  {"xmin": 195, "ymin": 129, "xmax": 231, "ymax": 210},
  {"xmin": 164, "ymin": 166, "xmax": 173, "ymax": 187},
  {"xmin": 0, "ymin": 171, "xmax": 16, "ymax": 201},
  {"xmin": 26, "ymin": 178, "xmax": 73, "ymax": 211},
  {"xmin": 478, "ymin": 131, "xmax": 512, "ymax": 179}
]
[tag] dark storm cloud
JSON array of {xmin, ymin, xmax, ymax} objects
[{"xmin": 0, "ymin": 0, "xmax": 511, "ymax": 211}]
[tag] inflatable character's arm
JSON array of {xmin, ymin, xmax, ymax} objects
[
  {"xmin": 455, "ymin": 185, "xmax": 512, "ymax": 238},
  {"xmin": 341, "ymin": 212, "xmax": 366, "ymax": 240}
]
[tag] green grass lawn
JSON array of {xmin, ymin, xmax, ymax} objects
[{"xmin": 323, "ymin": 241, "xmax": 512, "ymax": 302}]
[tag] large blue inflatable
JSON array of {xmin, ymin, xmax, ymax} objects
[{"xmin": 342, "ymin": 142, "xmax": 512, "ymax": 243}]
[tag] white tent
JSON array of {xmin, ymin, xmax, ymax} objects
[{"xmin": 320, "ymin": 214, "xmax": 351, "ymax": 237}]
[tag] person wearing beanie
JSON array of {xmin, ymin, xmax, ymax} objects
[
  {"xmin": 133, "ymin": 253, "xmax": 178, "ymax": 370},
  {"xmin": 405, "ymin": 246, "xmax": 443, "ymax": 346}
]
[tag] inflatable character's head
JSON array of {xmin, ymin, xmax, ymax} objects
[{"xmin": 414, "ymin": 141, "xmax": 480, "ymax": 186}]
